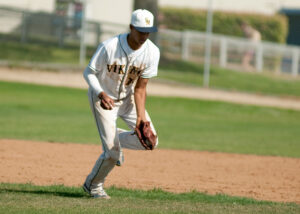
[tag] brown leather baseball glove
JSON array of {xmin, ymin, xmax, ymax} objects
[{"xmin": 135, "ymin": 121, "xmax": 157, "ymax": 150}]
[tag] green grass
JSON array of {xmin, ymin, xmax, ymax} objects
[
  {"xmin": 0, "ymin": 35, "xmax": 95, "ymax": 65},
  {"xmin": 159, "ymin": 58, "xmax": 300, "ymax": 97},
  {"xmin": 1, "ymin": 81, "xmax": 300, "ymax": 157},
  {"xmin": 0, "ymin": 42, "xmax": 79, "ymax": 63},
  {"xmin": 0, "ymin": 183, "xmax": 299, "ymax": 214},
  {"xmin": 0, "ymin": 41, "xmax": 78, "ymax": 64}
]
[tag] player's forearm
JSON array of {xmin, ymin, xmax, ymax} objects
[
  {"xmin": 83, "ymin": 66, "xmax": 103, "ymax": 95},
  {"xmin": 134, "ymin": 88, "xmax": 146, "ymax": 121}
]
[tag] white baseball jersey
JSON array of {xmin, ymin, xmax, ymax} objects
[{"xmin": 86, "ymin": 33, "xmax": 160, "ymax": 100}]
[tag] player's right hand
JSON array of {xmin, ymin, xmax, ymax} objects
[{"xmin": 98, "ymin": 92, "xmax": 115, "ymax": 110}]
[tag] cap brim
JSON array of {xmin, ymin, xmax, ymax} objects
[{"xmin": 134, "ymin": 26, "xmax": 157, "ymax": 33}]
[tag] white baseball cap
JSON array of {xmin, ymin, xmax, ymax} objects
[{"xmin": 130, "ymin": 9, "xmax": 157, "ymax": 33}]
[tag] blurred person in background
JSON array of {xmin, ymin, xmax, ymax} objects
[{"xmin": 241, "ymin": 21, "xmax": 261, "ymax": 70}]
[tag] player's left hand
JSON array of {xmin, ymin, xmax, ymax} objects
[{"xmin": 98, "ymin": 92, "xmax": 115, "ymax": 110}]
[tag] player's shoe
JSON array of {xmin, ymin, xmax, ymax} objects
[
  {"xmin": 83, "ymin": 183, "xmax": 111, "ymax": 199},
  {"xmin": 116, "ymin": 160, "xmax": 122, "ymax": 166},
  {"xmin": 116, "ymin": 150, "xmax": 124, "ymax": 166}
]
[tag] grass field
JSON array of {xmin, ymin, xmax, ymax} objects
[
  {"xmin": 158, "ymin": 58, "xmax": 300, "ymax": 97},
  {"xmin": 0, "ymin": 36, "xmax": 93, "ymax": 64},
  {"xmin": 1, "ymin": 38, "xmax": 300, "ymax": 97},
  {"xmin": 0, "ymin": 81, "xmax": 299, "ymax": 157},
  {"xmin": 0, "ymin": 183, "xmax": 299, "ymax": 214}
]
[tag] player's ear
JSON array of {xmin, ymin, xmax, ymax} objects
[{"xmin": 129, "ymin": 24, "xmax": 134, "ymax": 31}]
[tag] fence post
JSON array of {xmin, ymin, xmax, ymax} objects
[
  {"xmin": 80, "ymin": 0, "xmax": 87, "ymax": 66},
  {"xmin": 96, "ymin": 23, "xmax": 101, "ymax": 45},
  {"xmin": 181, "ymin": 31, "xmax": 189, "ymax": 60},
  {"xmin": 21, "ymin": 12, "xmax": 29, "ymax": 43},
  {"xmin": 255, "ymin": 43, "xmax": 263, "ymax": 72},
  {"xmin": 58, "ymin": 17, "xmax": 65, "ymax": 47},
  {"xmin": 291, "ymin": 48, "xmax": 299, "ymax": 76},
  {"xmin": 219, "ymin": 37, "xmax": 227, "ymax": 68}
]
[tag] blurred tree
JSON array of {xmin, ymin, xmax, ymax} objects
[{"xmin": 133, "ymin": 0, "xmax": 158, "ymax": 44}]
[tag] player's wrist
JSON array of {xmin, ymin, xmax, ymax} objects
[
  {"xmin": 98, "ymin": 91, "xmax": 105, "ymax": 99},
  {"xmin": 136, "ymin": 116, "xmax": 146, "ymax": 123}
]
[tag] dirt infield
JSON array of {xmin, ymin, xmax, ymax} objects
[{"xmin": 1, "ymin": 139, "xmax": 299, "ymax": 203}]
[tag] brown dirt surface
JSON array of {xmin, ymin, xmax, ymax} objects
[{"xmin": 1, "ymin": 139, "xmax": 299, "ymax": 203}]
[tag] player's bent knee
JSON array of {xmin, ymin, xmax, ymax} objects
[
  {"xmin": 144, "ymin": 137, "xmax": 158, "ymax": 150},
  {"xmin": 106, "ymin": 147, "xmax": 122, "ymax": 162},
  {"xmin": 154, "ymin": 137, "xmax": 159, "ymax": 148}
]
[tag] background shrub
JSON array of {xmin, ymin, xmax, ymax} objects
[{"xmin": 159, "ymin": 7, "xmax": 288, "ymax": 43}]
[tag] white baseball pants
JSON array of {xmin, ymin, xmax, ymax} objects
[{"xmin": 84, "ymin": 89, "xmax": 158, "ymax": 195}]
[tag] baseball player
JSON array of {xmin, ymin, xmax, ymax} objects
[{"xmin": 82, "ymin": 9, "xmax": 160, "ymax": 199}]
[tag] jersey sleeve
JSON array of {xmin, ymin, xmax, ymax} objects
[
  {"xmin": 83, "ymin": 66, "xmax": 103, "ymax": 95},
  {"xmin": 88, "ymin": 43, "xmax": 107, "ymax": 73},
  {"xmin": 141, "ymin": 48, "xmax": 160, "ymax": 79}
]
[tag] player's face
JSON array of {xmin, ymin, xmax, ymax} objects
[{"xmin": 130, "ymin": 25, "xmax": 150, "ymax": 47}]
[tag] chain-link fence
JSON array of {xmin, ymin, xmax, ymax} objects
[{"xmin": 0, "ymin": 7, "xmax": 127, "ymax": 47}]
